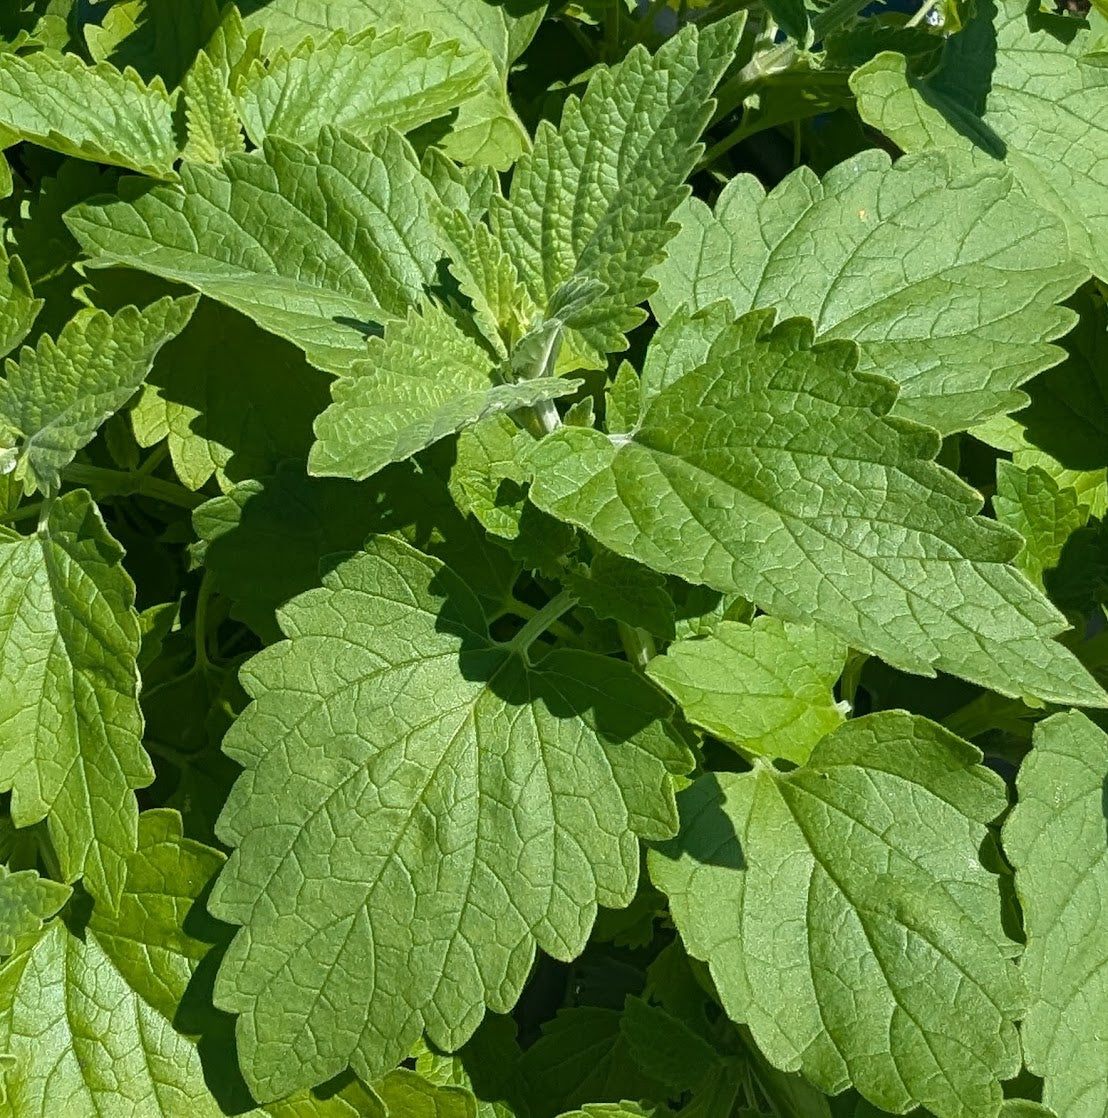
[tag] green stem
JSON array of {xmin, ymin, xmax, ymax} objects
[
  {"xmin": 135, "ymin": 442, "xmax": 170, "ymax": 479},
  {"xmin": 497, "ymin": 597, "xmax": 577, "ymax": 642},
  {"xmin": 61, "ymin": 463, "xmax": 204, "ymax": 509},
  {"xmin": 618, "ymin": 622, "xmax": 657, "ymax": 669},
  {"xmin": 193, "ymin": 572, "xmax": 215, "ymax": 671},
  {"xmin": 507, "ymin": 590, "xmax": 579, "ymax": 657},
  {"xmin": 0, "ymin": 501, "xmax": 43, "ymax": 526}
]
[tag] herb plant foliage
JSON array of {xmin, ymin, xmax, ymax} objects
[{"xmin": 0, "ymin": 1, "xmax": 1107, "ymax": 1116}]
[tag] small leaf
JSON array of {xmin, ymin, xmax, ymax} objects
[
  {"xmin": 0, "ymin": 868, "xmax": 70, "ymax": 956},
  {"xmin": 650, "ymin": 711, "xmax": 1024, "ymax": 1118},
  {"xmin": 0, "ymin": 50, "xmax": 179, "ymax": 176},
  {"xmin": 0, "ymin": 296, "xmax": 197, "ymax": 495},
  {"xmin": 309, "ymin": 300, "xmax": 580, "ymax": 480},
  {"xmin": 1003, "ymin": 711, "xmax": 1108, "ymax": 1118},
  {"xmin": 181, "ymin": 49, "xmax": 246, "ymax": 164},
  {"xmin": 209, "ymin": 536, "xmax": 690, "ymax": 1100},
  {"xmin": 66, "ymin": 127, "xmax": 437, "ymax": 373},
  {"xmin": 0, "ymin": 249, "xmax": 42, "ymax": 361},
  {"xmin": 646, "ymin": 617, "xmax": 846, "ymax": 764},
  {"xmin": 0, "ymin": 492, "xmax": 153, "ymax": 908},
  {"xmin": 236, "ymin": 27, "xmax": 489, "ymax": 148},
  {"xmin": 526, "ymin": 307, "xmax": 1105, "ymax": 708}
]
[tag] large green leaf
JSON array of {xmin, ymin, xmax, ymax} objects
[
  {"xmin": 646, "ymin": 617, "xmax": 847, "ymax": 765},
  {"xmin": 490, "ymin": 16, "xmax": 742, "ymax": 364},
  {"xmin": 850, "ymin": 0, "xmax": 1108, "ymax": 278},
  {"xmin": 209, "ymin": 535, "xmax": 690, "ymax": 1100},
  {"xmin": 649, "ymin": 149, "xmax": 1083, "ymax": 434},
  {"xmin": 310, "ymin": 300, "xmax": 579, "ymax": 480},
  {"xmin": 238, "ymin": 0, "xmax": 542, "ymax": 167},
  {"xmin": 526, "ymin": 307, "xmax": 1104, "ymax": 708},
  {"xmin": 0, "ymin": 868, "xmax": 69, "ymax": 955},
  {"xmin": 650, "ymin": 712, "xmax": 1023, "ymax": 1118},
  {"xmin": 1003, "ymin": 711, "xmax": 1108, "ymax": 1118},
  {"xmin": 0, "ymin": 296, "xmax": 196, "ymax": 495},
  {"xmin": 235, "ymin": 27, "xmax": 489, "ymax": 148},
  {"xmin": 0, "ymin": 492, "xmax": 152, "ymax": 909},
  {"xmin": 0, "ymin": 49, "xmax": 179, "ymax": 176},
  {"xmin": 65, "ymin": 127, "xmax": 437, "ymax": 373}
]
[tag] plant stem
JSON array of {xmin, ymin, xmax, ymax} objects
[
  {"xmin": 508, "ymin": 590, "xmax": 579, "ymax": 657},
  {"xmin": 0, "ymin": 501, "xmax": 43, "ymax": 526},
  {"xmin": 61, "ymin": 463, "xmax": 204, "ymax": 509},
  {"xmin": 193, "ymin": 572, "xmax": 215, "ymax": 671}
]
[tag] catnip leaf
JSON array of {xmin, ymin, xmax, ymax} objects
[
  {"xmin": 66, "ymin": 127, "xmax": 437, "ymax": 373},
  {"xmin": 310, "ymin": 300, "xmax": 579, "ymax": 481},
  {"xmin": 491, "ymin": 16, "xmax": 743, "ymax": 364},
  {"xmin": 1003, "ymin": 711, "xmax": 1108, "ymax": 1118},
  {"xmin": 526, "ymin": 308, "xmax": 1105, "ymax": 708},
  {"xmin": 208, "ymin": 535, "xmax": 690, "ymax": 1100},
  {"xmin": 650, "ymin": 149, "xmax": 1083, "ymax": 434},
  {"xmin": 850, "ymin": 0, "xmax": 1108, "ymax": 278},
  {"xmin": 181, "ymin": 49, "xmax": 246, "ymax": 164},
  {"xmin": 0, "ymin": 492, "xmax": 151, "ymax": 909},
  {"xmin": 567, "ymin": 549, "xmax": 676, "ymax": 641},
  {"xmin": 618, "ymin": 996, "xmax": 722, "ymax": 1095},
  {"xmin": 449, "ymin": 415, "xmax": 532, "ymax": 540},
  {"xmin": 646, "ymin": 617, "xmax": 847, "ymax": 764},
  {"xmin": 0, "ymin": 295, "xmax": 197, "ymax": 495},
  {"xmin": 993, "ymin": 462, "xmax": 1086, "ymax": 590},
  {"xmin": 558, "ymin": 1106, "xmax": 657, "ymax": 1118},
  {"xmin": 0, "ymin": 868, "xmax": 70, "ymax": 956},
  {"xmin": 0, "ymin": 248, "xmax": 41, "ymax": 359},
  {"xmin": 0, "ymin": 49, "xmax": 179, "ymax": 177},
  {"xmin": 650, "ymin": 711, "xmax": 1023, "ymax": 1118},
  {"xmin": 235, "ymin": 27, "xmax": 489, "ymax": 148},
  {"xmin": 129, "ymin": 299, "xmax": 330, "ymax": 491},
  {"xmin": 239, "ymin": 0, "xmax": 540, "ymax": 168}
]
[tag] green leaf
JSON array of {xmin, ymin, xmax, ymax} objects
[
  {"xmin": 517, "ymin": 1008, "xmax": 670, "ymax": 1118},
  {"xmin": 646, "ymin": 617, "xmax": 847, "ymax": 765},
  {"xmin": 181, "ymin": 48, "xmax": 246, "ymax": 164},
  {"xmin": 618, "ymin": 996, "xmax": 721, "ymax": 1095},
  {"xmin": 650, "ymin": 711, "xmax": 1023, "ymax": 1118},
  {"xmin": 235, "ymin": 27, "xmax": 489, "ymax": 149},
  {"xmin": 0, "ymin": 810, "xmax": 225, "ymax": 1115},
  {"xmin": 567, "ymin": 548, "xmax": 675, "ymax": 641},
  {"xmin": 0, "ymin": 867, "xmax": 69, "ymax": 955},
  {"xmin": 850, "ymin": 0, "xmax": 1108, "ymax": 278},
  {"xmin": 0, "ymin": 492, "xmax": 153, "ymax": 908},
  {"xmin": 208, "ymin": 535, "xmax": 690, "ymax": 1100},
  {"xmin": 238, "ymin": 0, "xmax": 540, "ymax": 168},
  {"xmin": 490, "ymin": 16, "xmax": 743, "ymax": 363},
  {"xmin": 0, "ymin": 295, "xmax": 197, "ymax": 495},
  {"xmin": 129, "ymin": 298, "xmax": 330, "ymax": 491},
  {"xmin": 373, "ymin": 1068, "xmax": 477, "ymax": 1117},
  {"xmin": 191, "ymin": 464, "xmax": 389, "ymax": 642},
  {"xmin": 993, "ymin": 462, "xmax": 1086, "ymax": 590},
  {"xmin": 309, "ymin": 300, "xmax": 580, "ymax": 481},
  {"xmin": 65, "ymin": 126, "xmax": 437, "ymax": 373},
  {"xmin": 0, "ymin": 49, "xmax": 179, "ymax": 176},
  {"xmin": 526, "ymin": 307, "xmax": 1105, "ymax": 708},
  {"xmin": 650, "ymin": 149, "xmax": 1083, "ymax": 434},
  {"xmin": 84, "ymin": 0, "xmax": 223, "ymax": 89},
  {"xmin": 0, "ymin": 248, "xmax": 41, "ymax": 360},
  {"xmin": 1003, "ymin": 711, "xmax": 1108, "ymax": 1118}
]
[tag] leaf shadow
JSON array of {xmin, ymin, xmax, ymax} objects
[{"xmin": 645, "ymin": 773, "xmax": 745, "ymax": 872}]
